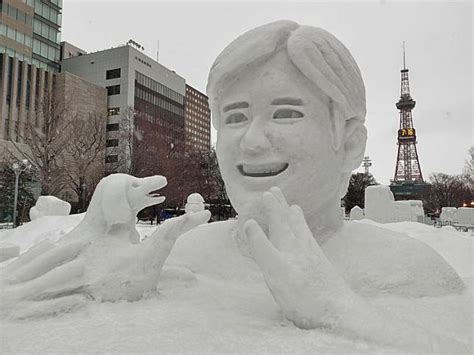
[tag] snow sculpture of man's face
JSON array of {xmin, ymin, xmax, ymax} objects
[
  {"xmin": 207, "ymin": 21, "xmax": 367, "ymax": 225},
  {"xmin": 215, "ymin": 52, "xmax": 343, "ymax": 220}
]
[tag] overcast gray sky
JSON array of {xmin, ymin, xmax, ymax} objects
[{"xmin": 62, "ymin": 0, "xmax": 472, "ymax": 184}]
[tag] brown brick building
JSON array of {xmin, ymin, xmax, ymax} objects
[{"xmin": 185, "ymin": 84, "xmax": 210, "ymax": 153}]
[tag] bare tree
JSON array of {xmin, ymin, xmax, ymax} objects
[
  {"xmin": 107, "ymin": 107, "xmax": 155, "ymax": 175},
  {"xmin": 10, "ymin": 93, "xmax": 72, "ymax": 196},
  {"xmin": 65, "ymin": 112, "xmax": 107, "ymax": 211},
  {"xmin": 463, "ymin": 146, "xmax": 474, "ymax": 177},
  {"xmin": 422, "ymin": 173, "xmax": 472, "ymax": 213}
]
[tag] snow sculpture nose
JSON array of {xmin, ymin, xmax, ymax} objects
[{"xmin": 239, "ymin": 119, "xmax": 271, "ymax": 154}]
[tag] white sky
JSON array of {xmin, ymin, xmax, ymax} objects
[{"xmin": 62, "ymin": 0, "xmax": 473, "ymax": 184}]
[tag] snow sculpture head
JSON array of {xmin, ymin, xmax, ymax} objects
[
  {"xmin": 185, "ymin": 193, "xmax": 205, "ymax": 214},
  {"xmin": 84, "ymin": 174, "xmax": 167, "ymax": 240},
  {"xmin": 207, "ymin": 20, "xmax": 367, "ymax": 227}
]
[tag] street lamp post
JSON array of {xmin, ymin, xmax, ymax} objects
[
  {"xmin": 81, "ymin": 182, "xmax": 87, "ymax": 212},
  {"xmin": 12, "ymin": 159, "xmax": 32, "ymax": 227}
]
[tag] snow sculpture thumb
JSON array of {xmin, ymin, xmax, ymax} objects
[
  {"xmin": 0, "ymin": 173, "xmax": 211, "ymax": 319},
  {"xmin": 29, "ymin": 195, "xmax": 71, "ymax": 221},
  {"xmin": 185, "ymin": 193, "xmax": 205, "ymax": 214}
]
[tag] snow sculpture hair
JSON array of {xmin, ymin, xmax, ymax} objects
[{"xmin": 207, "ymin": 20, "xmax": 366, "ymax": 150}]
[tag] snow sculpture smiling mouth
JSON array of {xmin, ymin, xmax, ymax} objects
[{"xmin": 237, "ymin": 163, "xmax": 289, "ymax": 177}]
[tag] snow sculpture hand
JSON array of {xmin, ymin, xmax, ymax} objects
[
  {"xmin": 0, "ymin": 174, "xmax": 211, "ymax": 319},
  {"xmin": 244, "ymin": 187, "xmax": 352, "ymax": 330}
]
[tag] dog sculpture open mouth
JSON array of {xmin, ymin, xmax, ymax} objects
[
  {"xmin": 237, "ymin": 163, "xmax": 289, "ymax": 177},
  {"xmin": 147, "ymin": 189, "xmax": 162, "ymax": 198},
  {"xmin": 129, "ymin": 176, "xmax": 168, "ymax": 211}
]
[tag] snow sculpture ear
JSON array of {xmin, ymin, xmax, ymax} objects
[
  {"xmin": 337, "ymin": 118, "xmax": 367, "ymax": 198},
  {"xmin": 101, "ymin": 175, "xmax": 134, "ymax": 228},
  {"xmin": 342, "ymin": 118, "xmax": 367, "ymax": 173}
]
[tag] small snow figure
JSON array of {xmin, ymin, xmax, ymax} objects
[{"xmin": 185, "ymin": 193, "xmax": 205, "ymax": 214}]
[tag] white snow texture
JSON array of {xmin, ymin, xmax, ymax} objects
[{"xmin": 1, "ymin": 20, "xmax": 472, "ymax": 353}]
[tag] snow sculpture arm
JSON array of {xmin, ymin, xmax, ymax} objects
[
  {"xmin": 0, "ymin": 175, "xmax": 210, "ymax": 319},
  {"xmin": 244, "ymin": 187, "xmax": 468, "ymax": 353}
]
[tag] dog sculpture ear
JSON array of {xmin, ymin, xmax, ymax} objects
[{"xmin": 100, "ymin": 174, "xmax": 134, "ymax": 231}]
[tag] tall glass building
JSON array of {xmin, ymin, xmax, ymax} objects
[{"xmin": 0, "ymin": 0, "xmax": 62, "ymax": 72}]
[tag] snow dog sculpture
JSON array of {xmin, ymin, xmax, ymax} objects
[{"xmin": 1, "ymin": 174, "xmax": 210, "ymax": 318}]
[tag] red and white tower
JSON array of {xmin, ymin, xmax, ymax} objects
[{"xmin": 393, "ymin": 44, "xmax": 424, "ymax": 183}]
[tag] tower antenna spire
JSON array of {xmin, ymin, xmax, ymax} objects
[{"xmin": 403, "ymin": 41, "xmax": 406, "ymax": 70}]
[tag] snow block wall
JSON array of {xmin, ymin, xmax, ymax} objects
[
  {"xmin": 440, "ymin": 207, "xmax": 474, "ymax": 225},
  {"xmin": 440, "ymin": 207, "xmax": 457, "ymax": 223},
  {"xmin": 364, "ymin": 186, "xmax": 424, "ymax": 223},
  {"xmin": 29, "ymin": 196, "xmax": 71, "ymax": 221},
  {"xmin": 455, "ymin": 208, "xmax": 474, "ymax": 225}
]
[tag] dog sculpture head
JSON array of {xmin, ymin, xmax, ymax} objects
[{"xmin": 85, "ymin": 174, "xmax": 167, "ymax": 234}]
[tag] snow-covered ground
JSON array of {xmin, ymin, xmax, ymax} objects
[{"xmin": 1, "ymin": 216, "xmax": 472, "ymax": 353}]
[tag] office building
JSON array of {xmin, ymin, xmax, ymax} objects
[
  {"xmin": 0, "ymin": 52, "xmax": 54, "ymax": 153},
  {"xmin": 0, "ymin": 50, "xmax": 106, "ymax": 157},
  {"xmin": 1, "ymin": 0, "xmax": 62, "ymax": 72},
  {"xmin": 60, "ymin": 41, "xmax": 86, "ymax": 61},
  {"xmin": 1, "ymin": 0, "xmax": 64, "ymax": 155},
  {"xmin": 185, "ymin": 84, "xmax": 210, "ymax": 153},
  {"xmin": 61, "ymin": 43, "xmax": 188, "ymax": 204}
]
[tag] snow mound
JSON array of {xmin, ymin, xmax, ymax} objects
[
  {"xmin": 0, "ymin": 214, "xmax": 83, "ymax": 254},
  {"xmin": 0, "ymin": 242, "xmax": 20, "ymax": 262},
  {"xmin": 29, "ymin": 196, "xmax": 71, "ymax": 221},
  {"xmin": 357, "ymin": 219, "xmax": 473, "ymax": 279},
  {"xmin": 1, "ymin": 216, "xmax": 472, "ymax": 353}
]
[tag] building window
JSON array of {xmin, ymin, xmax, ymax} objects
[
  {"xmin": 106, "ymin": 68, "xmax": 121, "ymax": 80},
  {"xmin": 106, "ymin": 85, "xmax": 120, "ymax": 96},
  {"xmin": 107, "ymin": 107, "xmax": 120, "ymax": 116},
  {"xmin": 106, "ymin": 139, "xmax": 119, "ymax": 147},
  {"xmin": 106, "ymin": 123, "xmax": 119, "ymax": 131},
  {"xmin": 106, "ymin": 155, "xmax": 118, "ymax": 163}
]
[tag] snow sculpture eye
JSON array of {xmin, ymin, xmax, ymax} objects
[
  {"xmin": 225, "ymin": 112, "xmax": 248, "ymax": 125},
  {"xmin": 273, "ymin": 109, "xmax": 304, "ymax": 120}
]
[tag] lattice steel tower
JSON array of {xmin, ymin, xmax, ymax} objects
[{"xmin": 393, "ymin": 44, "xmax": 424, "ymax": 182}]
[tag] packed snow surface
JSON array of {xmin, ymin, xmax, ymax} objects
[{"xmin": 1, "ymin": 216, "xmax": 472, "ymax": 353}]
